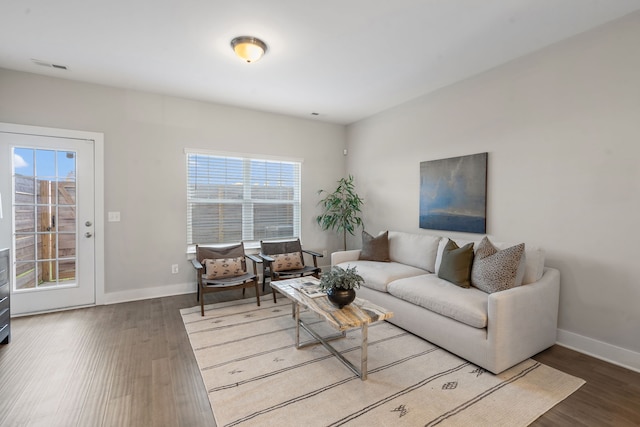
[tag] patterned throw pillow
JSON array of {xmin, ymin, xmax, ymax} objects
[
  {"xmin": 437, "ymin": 240, "xmax": 475, "ymax": 288},
  {"xmin": 204, "ymin": 257, "xmax": 245, "ymax": 279},
  {"xmin": 272, "ymin": 252, "xmax": 304, "ymax": 272},
  {"xmin": 471, "ymin": 236, "xmax": 525, "ymax": 294}
]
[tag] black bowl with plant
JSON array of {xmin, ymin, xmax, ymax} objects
[{"xmin": 318, "ymin": 265, "xmax": 364, "ymax": 308}]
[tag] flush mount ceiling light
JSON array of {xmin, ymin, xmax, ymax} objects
[{"xmin": 230, "ymin": 36, "xmax": 267, "ymax": 63}]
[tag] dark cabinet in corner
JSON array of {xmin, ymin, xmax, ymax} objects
[{"xmin": 0, "ymin": 248, "xmax": 9, "ymax": 344}]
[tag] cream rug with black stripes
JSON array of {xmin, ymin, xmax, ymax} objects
[{"xmin": 180, "ymin": 298, "xmax": 584, "ymax": 427}]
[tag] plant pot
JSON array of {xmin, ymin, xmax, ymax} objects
[{"xmin": 326, "ymin": 288, "xmax": 356, "ymax": 308}]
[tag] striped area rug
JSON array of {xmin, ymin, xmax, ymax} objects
[{"xmin": 180, "ymin": 298, "xmax": 584, "ymax": 427}]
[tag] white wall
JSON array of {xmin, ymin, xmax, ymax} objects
[
  {"xmin": 347, "ymin": 12, "xmax": 640, "ymax": 370},
  {"xmin": 0, "ymin": 69, "xmax": 347, "ymax": 302},
  {"xmin": 1, "ymin": 12, "xmax": 639, "ymax": 371}
]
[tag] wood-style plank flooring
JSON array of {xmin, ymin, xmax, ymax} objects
[{"xmin": 0, "ymin": 290, "xmax": 639, "ymax": 426}]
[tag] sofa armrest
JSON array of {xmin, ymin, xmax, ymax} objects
[
  {"xmin": 331, "ymin": 250, "xmax": 361, "ymax": 266},
  {"xmin": 486, "ymin": 267, "xmax": 560, "ymax": 372}
]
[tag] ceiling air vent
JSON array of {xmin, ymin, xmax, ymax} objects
[{"xmin": 31, "ymin": 59, "xmax": 68, "ymax": 70}]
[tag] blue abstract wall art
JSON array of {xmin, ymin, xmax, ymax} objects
[{"xmin": 419, "ymin": 152, "xmax": 487, "ymax": 234}]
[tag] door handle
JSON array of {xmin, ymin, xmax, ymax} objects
[{"xmin": 85, "ymin": 232, "xmax": 93, "ymax": 238}]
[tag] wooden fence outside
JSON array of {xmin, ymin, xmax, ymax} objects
[{"xmin": 14, "ymin": 175, "xmax": 76, "ymax": 289}]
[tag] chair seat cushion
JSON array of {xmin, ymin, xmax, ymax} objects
[
  {"xmin": 202, "ymin": 272, "xmax": 256, "ymax": 287},
  {"xmin": 273, "ymin": 265, "xmax": 318, "ymax": 277}
]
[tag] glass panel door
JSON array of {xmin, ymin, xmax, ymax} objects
[
  {"xmin": 13, "ymin": 147, "xmax": 77, "ymax": 290},
  {"xmin": 0, "ymin": 129, "xmax": 95, "ymax": 314}
]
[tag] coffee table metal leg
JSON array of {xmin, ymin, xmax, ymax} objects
[
  {"xmin": 295, "ymin": 302, "xmax": 300, "ymax": 347},
  {"xmin": 296, "ymin": 319, "xmax": 369, "ymax": 380},
  {"xmin": 361, "ymin": 323, "xmax": 368, "ymax": 380},
  {"xmin": 296, "ymin": 318, "xmax": 345, "ymax": 349}
]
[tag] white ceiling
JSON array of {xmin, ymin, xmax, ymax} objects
[{"xmin": 2, "ymin": 1, "xmax": 640, "ymax": 124}]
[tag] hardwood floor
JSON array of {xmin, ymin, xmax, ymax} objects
[
  {"xmin": 1, "ymin": 291, "xmax": 639, "ymax": 426},
  {"xmin": 531, "ymin": 345, "xmax": 640, "ymax": 426},
  {"xmin": 0, "ymin": 293, "xmax": 217, "ymax": 427}
]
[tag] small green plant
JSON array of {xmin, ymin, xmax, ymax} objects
[
  {"xmin": 316, "ymin": 175, "xmax": 364, "ymax": 251},
  {"xmin": 318, "ymin": 265, "xmax": 364, "ymax": 291}
]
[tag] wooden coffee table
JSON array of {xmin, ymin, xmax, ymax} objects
[{"xmin": 270, "ymin": 277, "xmax": 393, "ymax": 380}]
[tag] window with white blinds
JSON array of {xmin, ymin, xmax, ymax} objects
[{"xmin": 186, "ymin": 151, "xmax": 301, "ymax": 245}]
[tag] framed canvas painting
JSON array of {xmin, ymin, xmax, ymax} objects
[{"xmin": 419, "ymin": 152, "xmax": 487, "ymax": 233}]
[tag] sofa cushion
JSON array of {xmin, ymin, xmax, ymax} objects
[
  {"xmin": 471, "ymin": 237, "xmax": 525, "ymax": 293},
  {"xmin": 359, "ymin": 230, "xmax": 390, "ymax": 262},
  {"xmin": 520, "ymin": 246, "xmax": 545, "ymax": 285},
  {"xmin": 388, "ymin": 231, "xmax": 441, "ymax": 272},
  {"xmin": 437, "ymin": 240, "xmax": 474, "ymax": 288},
  {"xmin": 336, "ymin": 260, "xmax": 427, "ymax": 293},
  {"xmin": 387, "ymin": 274, "xmax": 489, "ymax": 328}
]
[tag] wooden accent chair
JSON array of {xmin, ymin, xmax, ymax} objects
[
  {"xmin": 192, "ymin": 242, "xmax": 262, "ymax": 316},
  {"xmin": 259, "ymin": 238, "xmax": 323, "ymax": 302}
]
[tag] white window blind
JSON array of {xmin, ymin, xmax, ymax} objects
[{"xmin": 186, "ymin": 152, "xmax": 301, "ymax": 245}]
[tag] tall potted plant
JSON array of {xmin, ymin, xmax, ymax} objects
[{"xmin": 316, "ymin": 175, "xmax": 364, "ymax": 251}]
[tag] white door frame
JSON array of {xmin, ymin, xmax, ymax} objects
[{"xmin": 0, "ymin": 122, "xmax": 105, "ymax": 308}]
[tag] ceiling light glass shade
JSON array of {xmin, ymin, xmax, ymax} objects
[{"xmin": 231, "ymin": 36, "xmax": 267, "ymax": 63}]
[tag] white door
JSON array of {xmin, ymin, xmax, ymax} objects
[{"xmin": 0, "ymin": 131, "xmax": 95, "ymax": 314}]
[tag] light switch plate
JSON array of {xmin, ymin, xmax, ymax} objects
[{"xmin": 108, "ymin": 211, "xmax": 121, "ymax": 222}]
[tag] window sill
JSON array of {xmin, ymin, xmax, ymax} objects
[{"xmin": 186, "ymin": 242, "xmax": 261, "ymax": 257}]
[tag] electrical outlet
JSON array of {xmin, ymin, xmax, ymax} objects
[
  {"xmin": 171, "ymin": 264, "xmax": 179, "ymax": 274},
  {"xmin": 323, "ymin": 249, "xmax": 328, "ymax": 258}
]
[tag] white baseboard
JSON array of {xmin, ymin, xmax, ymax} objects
[
  {"xmin": 102, "ymin": 282, "xmax": 197, "ymax": 305},
  {"xmin": 556, "ymin": 328, "xmax": 640, "ymax": 373}
]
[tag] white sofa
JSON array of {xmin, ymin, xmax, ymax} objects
[{"xmin": 332, "ymin": 231, "xmax": 560, "ymax": 374}]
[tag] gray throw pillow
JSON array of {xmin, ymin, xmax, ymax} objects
[
  {"xmin": 471, "ymin": 236, "xmax": 525, "ymax": 293},
  {"xmin": 437, "ymin": 240, "xmax": 474, "ymax": 288},
  {"xmin": 359, "ymin": 230, "xmax": 390, "ymax": 262}
]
